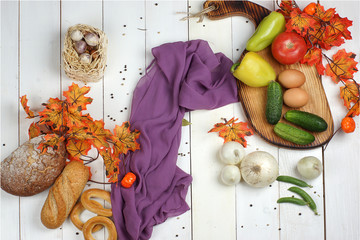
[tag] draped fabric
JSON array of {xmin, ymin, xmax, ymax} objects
[{"xmin": 111, "ymin": 40, "xmax": 238, "ymax": 240}]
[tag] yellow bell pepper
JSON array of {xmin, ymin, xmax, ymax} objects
[{"xmin": 231, "ymin": 52, "xmax": 276, "ymax": 87}]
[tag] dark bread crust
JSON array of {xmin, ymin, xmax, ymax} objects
[{"xmin": 1, "ymin": 135, "xmax": 66, "ymax": 196}]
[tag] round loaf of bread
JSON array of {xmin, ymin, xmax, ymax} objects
[{"xmin": 0, "ymin": 135, "xmax": 66, "ymax": 196}]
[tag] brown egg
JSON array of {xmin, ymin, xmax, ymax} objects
[
  {"xmin": 283, "ymin": 88, "xmax": 309, "ymax": 108},
  {"xmin": 278, "ymin": 69, "xmax": 306, "ymax": 88}
]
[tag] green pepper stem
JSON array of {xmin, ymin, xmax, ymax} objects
[{"xmin": 230, "ymin": 62, "xmax": 240, "ymax": 73}]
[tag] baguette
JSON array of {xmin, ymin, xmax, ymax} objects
[{"xmin": 41, "ymin": 161, "xmax": 89, "ymax": 229}]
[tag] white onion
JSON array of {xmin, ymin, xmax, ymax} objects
[
  {"xmin": 240, "ymin": 151, "xmax": 278, "ymax": 188},
  {"xmin": 84, "ymin": 32, "xmax": 100, "ymax": 46},
  {"xmin": 219, "ymin": 141, "xmax": 246, "ymax": 165},
  {"xmin": 297, "ymin": 156, "xmax": 322, "ymax": 179},
  {"xmin": 70, "ymin": 29, "xmax": 84, "ymax": 41},
  {"xmin": 220, "ymin": 165, "xmax": 241, "ymax": 186}
]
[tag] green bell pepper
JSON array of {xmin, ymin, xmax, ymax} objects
[
  {"xmin": 246, "ymin": 11, "xmax": 285, "ymax": 52},
  {"xmin": 231, "ymin": 52, "xmax": 276, "ymax": 87}
]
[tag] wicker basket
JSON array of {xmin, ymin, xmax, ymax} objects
[{"xmin": 63, "ymin": 24, "xmax": 108, "ymax": 83}]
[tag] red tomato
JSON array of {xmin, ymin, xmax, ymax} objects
[{"xmin": 271, "ymin": 32, "xmax": 307, "ymax": 65}]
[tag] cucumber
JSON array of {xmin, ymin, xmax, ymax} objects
[
  {"xmin": 266, "ymin": 81, "xmax": 283, "ymax": 125},
  {"xmin": 284, "ymin": 110, "xmax": 328, "ymax": 132},
  {"xmin": 274, "ymin": 122, "xmax": 315, "ymax": 145}
]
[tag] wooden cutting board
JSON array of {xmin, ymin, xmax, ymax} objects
[{"xmin": 203, "ymin": 0, "xmax": 334, "ymax": 149}]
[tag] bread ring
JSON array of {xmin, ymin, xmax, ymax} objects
[
  {"xmin": 70, "ymin": 201, "xmax": 103, "ymax": 232},
  {"xmin": 81, "ymin": 188, "xmax": 112, "ymax": 217},
  {"xmin": 83, "ymin": 216, "xmax": 117, "ymax": 240}
]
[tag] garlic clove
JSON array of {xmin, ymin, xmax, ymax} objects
[
  {"xmin": 74, "ymin": 40, "xmax": 87, "ymax": 54},
  {"xmin": 84, "ymin": 32, "xmax": 100, "ymax": 47},
  {"xmin": 79, "ymin": 53, "xmax": 92, "ymax": 64},
  {"xmin": 70, "ymin": 29, "xmax": 84, "ymax": 42}
]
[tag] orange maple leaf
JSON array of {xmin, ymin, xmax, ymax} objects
[
  {"xmin": 325, "ymin": 49, "xmax": 358, "ymax": 83},
  {"xmin": 65, "ymin": 105, "xmax": 90, "ymax": 128},
  {"xmin": 99, "ymin": 148, "xmax": 121, "ymax": 182},
  {"xmin": 208, "ymin": 118, "xmax": 253, "ymax": 147},
  {"xmin": 66, "ymin": 139, "xmax": 92, "ymax": 161},
  {"xmin": 346, "ymin": 101, "xmax": 360, "ymax": 117},
  {"xmin": 38, "ymin": 98, "xmax": 66, "ymax": 131},
  {"xmin": 63, "ymin": 83, "xmax": 93, "ymax": 111},
  {"xmin": 67, "ymin": 126, "xmax": 91, "ymax": 141},
  {"xmin": 87, "ymin": 120, "xmax": 112, "ymax": 150},
  {"xmin": 111, "ymin": 121, "xmax": 140, "ymax": 157},
  {"xmin": 20, "ymin": 95, "xmax": 36, "ymax": 119},
  {"xmin": 38, "ymin": 134, "xmax": 65, "ymax": 153},
  {"xmin": 340, "ymin": 80, "xmax": 360, "ymax": 109},
  {"xmin": 28, "ymin": 122, "xmax": 41, "ymax": 139}
]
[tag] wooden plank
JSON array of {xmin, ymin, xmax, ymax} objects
[
  {"xmin": 232, "ymin": 2, "xmax": 281, "ymax": 239},
  {"xmin": 142, "ymin": 1, "xmax": 192, "ymax": 239},
  {"xmin": 320, "ymin": 1, "xmax": 360, "ymax": 239},
  {"xmin": 18, "ymin": 1, "xmax": 62, "ymax": 240},
  {"xmin": 188, "ymin": 1, "xmax": 236, "ymax": 239},
  {"xmin": 272, "ymin": 1, "xmax": 324, "ymax": 239},
  {"xmin": 0, "ymin": 1, "xmax": 20, "ymax": 240},
  {"xmin": 235, "ymin": 135, "xmax": 280, "ymax": 240},
  {"xmin": 103, "ymin": 0, "xmax": 146, "ymax": 238},
  {"xmin": 278, "ymin": 148, "xmax": 324, "ymax": 240},
  {"xmin": 60, "ymin": 1, "xmax": 105, "ymax": 240}
]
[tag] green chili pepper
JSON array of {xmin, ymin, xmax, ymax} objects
[
  {"xmin": 231, "ymin": 52, "xmax": 276, "ymax": 87},
  {"xmin": 276, "ymin": 175, "xmax": 313, "ymax": 188},
  {"xmin": 246, "ymin": 11, "xmax": 286, "ymax": 52},
  {"xmin": 288, "ymin": 186, "xmax": 319, "ymax": 215},
  {"xmin": 277, "ymin": 197, "xmax": 308, "ymax": 206}
]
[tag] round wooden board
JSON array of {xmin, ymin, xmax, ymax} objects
[{"xmin": 237, "ymin": 47, "xmax": 334, "ymax": 149}]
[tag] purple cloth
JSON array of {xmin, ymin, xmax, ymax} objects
[{"xmin": 111, "ymin": 40, "xmax": 238, "ymax": 240}]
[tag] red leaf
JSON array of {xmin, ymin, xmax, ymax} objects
[
  {"xmin": 20, "ymin": 95, "xmax": 36, "ymax": 119},
  {"xmin": 326, "ymin": 14, "xmax": 352, "ymax": 40},
  {"xmin": 313, "ymin": 4, "xmax": 336, "ymax": 22},
  {"xmin": 277, "ymin": 0, "xmax": 300, "ymax": 19},
  {"xmin": 208, "ymin": 118, "xmax": 253, "ymax": 147},
  {"xmin": 300, "ymin": 47, "xmax": 325, "ymax": 75},
  {"xmin": 286, "ymin": 11, "xmax": 318, "ymax": 37}
]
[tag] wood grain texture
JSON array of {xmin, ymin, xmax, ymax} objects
[
  {"xmin": 204, "ymin": 0, "xmax": 270, "ymax": 26},
  {"xmin": 205, "ymin": 0, "xmax": 334, "ymax": 149},
  {"xmin": 238, "ymin": 47, "xmax": 334, "ymax": 149}
]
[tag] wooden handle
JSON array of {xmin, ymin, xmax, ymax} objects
[{"xmin": 203, "ymin": 0, "xmax": 271, "ymax": 27}]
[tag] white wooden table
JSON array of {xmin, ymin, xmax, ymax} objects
[{"xmin": 1, "ymin": 1, "xmax": 359, "ymax": 239}]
